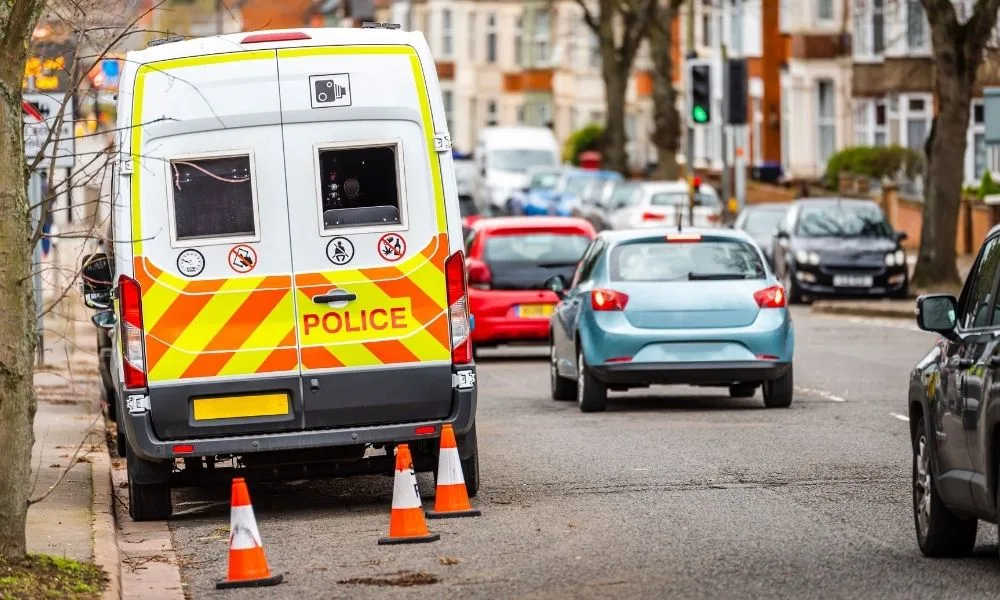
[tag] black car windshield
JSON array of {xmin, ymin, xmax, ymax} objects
[
  {"xmin": 741, "ymin": 207, "xmax": 787, "ymax": 237},
  {"xmin": 795, "ymin": 203, "xmax": 893, "ymax": 238},
  {"xmin": 484, "ymin": 232, "xmax": 592, "ymax": 265},
  {"xmin": 610, "ymin": 240, "xmax": 766, "ymax": 281},
  {"xmin": 489, "ymin": 150, "xmax": 558, "ymax": 173}
]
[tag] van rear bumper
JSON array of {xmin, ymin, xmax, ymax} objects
[{"xmin": 120, "ymin": 366, "xmax": 477, "ymax": 462}]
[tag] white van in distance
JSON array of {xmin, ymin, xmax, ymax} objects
[
  {"xmin": 472, "ymin": 126, "xmax": 561, "ymax": 216},
  {"xmin": 80, "ymin": 25, "xmax": 479, "ymax": 520}
]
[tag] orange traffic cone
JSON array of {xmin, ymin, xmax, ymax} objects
[
  {"xmin": 378, "ymin": 444, "xmax": 440, "ymax": 545},
  {"xmin": 216, "ymin": 478, "xmax": 283, "ymax": 589},
  {"xmin": 426, "ymin": 424, "xmax": 481, "ymax": 519}
]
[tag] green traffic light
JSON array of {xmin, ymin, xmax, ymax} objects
[{"xmin": 692, "ymin": 105, "xmax": 709, "ymax": 123}]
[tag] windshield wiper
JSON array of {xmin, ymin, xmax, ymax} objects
[
  {"xmin": 537, "ymin": 261, "xmax": 579, "ymax": 268},
  {"xmin": 687, "ymin": 272, "xmax": 749, "ymax": 280}
]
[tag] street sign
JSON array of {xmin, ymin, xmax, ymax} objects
[{"xmin": 23, "ymin": 92, "xmax": 75, "ymax": 168}]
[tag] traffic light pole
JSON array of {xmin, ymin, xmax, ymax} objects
[
  {"xmin": 685, "ymin": 0, "xmax": 695, "ymax": 224},
  {"xmin": 720, "ymin": 44, "xmax": 731, "ymax": 225}
]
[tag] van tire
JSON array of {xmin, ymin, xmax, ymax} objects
[
  {"xmin": 458, "ymin": 424, "xmax": 480, "ymax": 498},
  {"xmin": 126, "ymin": 449, "xmax": 172, "ymax": 521}
]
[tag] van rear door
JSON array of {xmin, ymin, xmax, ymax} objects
[
  {"xmin": 276, "ymin": 45, "xmax": 454, "ymax": 429},
  {"xmin": 129, "ymin": 51, "xmax": 302, "ymax": 440}
]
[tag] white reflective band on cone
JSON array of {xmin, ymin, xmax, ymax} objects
[
  {"xmin": 436, "ymin": 447, "xmax": 465, "ymax": 485},
  {"xmin": 391, "ymin": 467, "xmax": 423, "ymax": 509},
  {"xmin": 229, "ymin": 506, "xmax": 263, "ymax": 550}
]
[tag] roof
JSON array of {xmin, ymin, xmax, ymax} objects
[
  {"xmin": 128, "ymin": 27, "xmax": 427, "ymax": 65},
  {"xmin": 597, "ymin": 227, "xmax": 754, "ymax": 244},
  {"xmin": 471, "ymin": 216, "xmax": 596, "ymax": 234}
]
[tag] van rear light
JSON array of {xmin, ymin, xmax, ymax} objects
[
  {"xmin": 753, "ymin": 285, "xmax": 786, "ymax": 308},
  {"xmin": 172, "ymin": 444, "xmax": 194, "ymax": 454},
  {"xmin": 118, "ymin": 275, "xmax": 147, "ymax": 389},
  {"xmin": 641, "ymin": 212, "xmax": 666, "ymax": 222},
  {"xmin": 591, "ymin": 289, "xmax": 629, "ymax": 311},
  {"xmin": 466, "ymin": 258, "xmax": 492, "ymax": 290},
  {"xmin": 445, "ymin": 251, "xmax": 473, "ymax": 364},
  {"xmin": 241, "ymin": 31, "xmax": 311, "ymax": 43},
  {"xmin": 414, "ymin": 425, "xmax": 436, "ymax": 435},
  {"xmin": 707, "ymin": 214, "xmax": 720, "ymax": 223}
]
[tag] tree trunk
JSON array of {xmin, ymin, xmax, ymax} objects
[
  {"xmin": 912, "ymin": 65, "xmax": 971, "ymax": 289},
  {"xmin": 0, "ymin": 0, "xmax": 47, "ymax": 559},
  {"xmin": 648, "ymin": 18, "xmax": 681, "ymax": 180},
  {"xmin": 602, "ymin": 71, "xmax": 630, "ymax": 176}
]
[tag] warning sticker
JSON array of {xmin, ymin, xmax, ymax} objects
[
  {"xmin": 377, "ymin": 233, "xmax": 406, "ymax": 262},
  {"xmin": 228, "ymin": 244, "xmax": 257, "ymax": 273},
  {"xmin": 326, "ymin": 237, "xmax": 355, "ymax": 266}
]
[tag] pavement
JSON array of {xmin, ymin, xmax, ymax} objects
[{"xmin": 109, "ymin": 307, "xmax": 999, "ymax": 599}]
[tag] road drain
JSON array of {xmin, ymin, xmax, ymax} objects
[{"xmin": 338, "ymin": 571, "xmax": 440, "ymax": 587}]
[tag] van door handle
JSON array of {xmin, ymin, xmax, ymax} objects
[{"xmin": 313, "ymin": 290, "xmax": 357, "ymax": 304}]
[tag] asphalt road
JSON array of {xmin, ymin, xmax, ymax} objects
[{"xmin": 166, "ymin": 308, "xmax": 1000, "ymax": 599}]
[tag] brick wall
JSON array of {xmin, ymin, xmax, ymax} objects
[{"xmin": 880, "ymin": 186, "xmax": 996, "ymax": 255}]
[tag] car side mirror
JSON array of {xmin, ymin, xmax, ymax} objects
[
  {"xmin": 916, "ymin": 294, "xmax": 959, "ymax": 340},
  {"xmin": 544, "ymin": 275, "xmax": 568, "ymax": 298},
  {"xmin": 894, "ymin": 230, "xmax": 908, "ymax": 242},
  {"xmin": 81, "ymin": 253, "xmax": 114, "ymax": 310},
  {"xmin": 91, "ymin": 310, "xmax": 117, "ymax": 331}
]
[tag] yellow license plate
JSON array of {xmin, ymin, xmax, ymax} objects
[
  {"xmin": 517, "ymin": 304, "xmax": 554, "ymax": 318},
  {"xmin": 192, "ymin": 393, "xmax": 289, "ymax": 421}
]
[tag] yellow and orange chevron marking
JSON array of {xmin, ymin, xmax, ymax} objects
[
  {"xmin": 294, "ymin": 233, "xmax": 452, "ymax": 370},
  {"xmin": 133, "ymin": 257, "xmax": 299, "ymax": 382}
]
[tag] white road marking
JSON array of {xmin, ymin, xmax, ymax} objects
[
  {"xmin": 890, "ymin": 413, "xmax": 910, "ymax": 422},
  {"xmin": 795, "ymin": 386, "xmax": 847, "ymax": 402}
]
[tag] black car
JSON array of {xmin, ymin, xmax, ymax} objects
[
  {"xmin": 732, "ymin": 203, "xmax": 790, "ymax": 267},
  {"xmin": 909, "ymin": 224, "xmax": 1000, "ymax": 557},
  {"xmin": 771, "ymin": 197, "xmax": 908, "ymax": 303}
]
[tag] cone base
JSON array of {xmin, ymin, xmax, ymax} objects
[
  {"xmin": 216, "ymin": 573, "xmax": 283, "ymax": 589},
  {"xmin": 377, "ymin": 532, "xmax": 441, "ymax": 545},
  {"xmin": 426, "ymin": 508, "xmax": 481, "ymax": 519}
]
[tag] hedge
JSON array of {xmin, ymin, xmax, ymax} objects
[
  {"xmin": 563, "ymin": 123, "xmax": 603, "ymax": 165},
  {"xmin": 823, "ymin": 145, "xmax": 925, "ymax": 191}
]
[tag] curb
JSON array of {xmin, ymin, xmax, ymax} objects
[
  {"xmin": 91, "ymin": 446, "xmax": 121, "ymax": 600},
  {"xmin": 810, "ymin": 302, "xmax": 915, "ymax": 320}
]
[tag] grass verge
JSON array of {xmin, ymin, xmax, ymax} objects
[{"xmin": 0, "ymin": 554, "xmax": 106, "ymax": 600}]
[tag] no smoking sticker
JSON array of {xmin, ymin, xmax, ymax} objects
[
  {"xmin": 228, "ymin": 244, "xmax": 257, "ymax": 273},
  {"xmin": 377, "ymin": 233, "xmax": 406, "ymax": 262}
]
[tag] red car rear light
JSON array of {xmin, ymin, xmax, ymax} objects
[
  {"xmin": 466, "ymin": 259, "xmax": 492, "ymax": 290},
  {"xmin": 753, "ymin": 285, "xmax": 787, "ymax": 308},
  {"xmin": 118, "ymin": 274, "xmax": 148, "ymax": 389},
  {"xmin": 242, "ymin": 31, "xmax": 311, "ymax": 43},
  {"xmin": 641, "ymin": 212, "xmax": 666, "ymax": 222},
  {"xmin": 445, "ymin": 251, "xmax": 473, "ymax": 364},
  {"xmin": 591, "ymin": 289, "xmax": 629, "ymax": 311}
]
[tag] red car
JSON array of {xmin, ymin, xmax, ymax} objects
[{"xmin": 464, "ymin": 217, "xmax": 596, "ymax": 352}]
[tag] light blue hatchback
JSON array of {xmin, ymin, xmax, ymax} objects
[{"xmin": 545, "ymin": 227, "xmax": 795, "ymax": 412}]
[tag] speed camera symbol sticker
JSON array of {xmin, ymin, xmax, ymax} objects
[{"xmin": 310, "ymin": 74, "xmax": 352, "ymax": 108}]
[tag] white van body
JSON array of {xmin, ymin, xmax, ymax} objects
[
  {"xmin": 609, "ymin": 180, "xmax": 722, "ymax": 230},
  {"xmin": 107, "ymin": 27, "xmax": 479, "ymax": 519},
  {"xmin": 472, "ymin": 126, "xmax": 560, "ymax": 215}
]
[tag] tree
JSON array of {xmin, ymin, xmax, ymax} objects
[
  {"xmin": 912, "ymin": 0, "xmax": 1000, "ymax": 289},
  {"xmin": 0, "ymin": 0, "xmax": 49, "ymax": 560},
  {"xmin": 574, "ymin": 0, "xmax": 657, "ymax": 176},
  {"xmin": 647, "ymin": 0, "xmax": 685, "ymax": 180}
]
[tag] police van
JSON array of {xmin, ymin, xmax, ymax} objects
[{"xmin": 80, "ymin": 25, "xmax": 478, "ymax": 520}]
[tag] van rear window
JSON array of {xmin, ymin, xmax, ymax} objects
[
  {"xmin": 170, "ymin": 155, "xmax": 257, "ymax": 241},
  {"xmin": 318, "ymin": 144, "xmax": 402, "ymax": 230}
]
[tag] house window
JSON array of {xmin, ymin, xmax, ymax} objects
[
  {"xmin": 905, "ymin": 96, "xmax": 930, "ymax": 151},
  {"xmin": 442, "ymin": 90, "xmax": 453, "ymax": 129},
  {"xmin": 751, "ymin": 96, "xmax": 763, "ymax": 166},
  {"xmin": 779, "ymin": 0, "xmax": 791, "ymax": 32},
  {"xmin": 515, "ymin": 16, "xmax": 523, "ymax": 66},
  {"xmin": 589, "ymin": 31, "xmax": 601, "ymax": 67},
  {"xmin": 486, "ymin": 14, "xmax": 497, "ymax": 63},
  {"xmin": 817, "ymin": 0, "xmax": 834, "ymax": 21},
  {"xmin": 317, "ymin": 143, "xmax": 404, "ymax": 231},
  {"xmin": 816, "ymin": 79, "xmax": 836, "ymax": 166},
  {"xmin": 972, "ymin": 101, "xmax": 987, "ymax": 180},
  {"xmin": 169, "ymin": 154, "xmax": 258, "ymax": 243},
  {"xmin": 486, "ymin": 100, "xmax": 498, "ymax": 126},
  {"xmin": 533, "ymin": 10, "xmax": 551, "ymax": 65},
  {"xmin": 853, "ymin": 101, "xmax": 869, "ymax": 145},
  {"xmin": 853, "ymin": 0, "xmax": 885, "ymax": 58},
  {"xmin": 853, "ymin": 99, "xmax": 888, "ymax": 146},
  {"xmin": 780, "ymin": 83, "xmax": 790, "ymax": 172},
  {"xmin": 701, "ymin": 0, "xmax": 713, "ymax": 46},
  {"xmin": 468, "ymin": 11, "xmax": 476, "ymax": 60},
  {"xmin": 730, "ymin": 0, "xmax": 743, "ymax": 54},
  {"xmin": 441, "ymin": 9, "xmax": 453, "ymax": 57},
  {"xmin": 906, "ymin": 0, "xmax": 926, "ymax": 50}
]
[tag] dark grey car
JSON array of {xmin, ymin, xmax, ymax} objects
[
  {"xmin": 910, "ymin": 223, "xmax": 1000, "ymax": 558},
  {"xmin": 732, "ymin": 203, "xmax": 789, "ymax": 267}
]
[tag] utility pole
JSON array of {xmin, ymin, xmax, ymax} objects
[
  {"xmin": 216, "ymin": 0, "xmax": 223, "ymax": 34},
  {"xmin": 685, "ymin": 0, "xmax": 696, "ymax": 219},
  {"xmin": 720, "ymin": 42, "xmax": 730, "ymax": 225}
]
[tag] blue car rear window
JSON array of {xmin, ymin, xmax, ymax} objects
[{"xmin": 610, "ymin": 240, "xmax": 766, "ymax": 281}]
